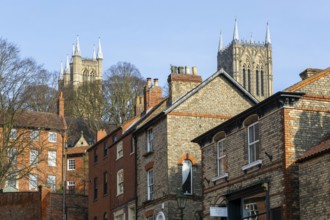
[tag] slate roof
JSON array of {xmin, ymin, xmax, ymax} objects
[{"xmin": 297, "ymin": 135, "xmax": 330, "ymax": 163}]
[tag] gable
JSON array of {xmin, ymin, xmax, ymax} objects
[{"xmin": 170, "ymin": 74, "xmax": 256, "ymax": 117}]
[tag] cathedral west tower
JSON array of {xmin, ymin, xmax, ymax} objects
[{"xmin": 217, "ymin": 19, "xmax": 273, "ymax": 101}]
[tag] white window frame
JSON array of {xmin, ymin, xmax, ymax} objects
[
  {"xmin": 29, "ymin": 174, "xmax": 38, "ymax": 190},
  {"xmin": 217, "ymin": 139, "xmax": 226, "ymax": 176},
  {"xmin": 116, "ymin": 141, "xmax": 123, "ymax": 159},
  {"xmin": 30, "ymin": 130, "xmax": 40, "ymax": 141},
  {"xmin": 7, "ymin": 173, "xmax": 18, "ymax": 189},
  {"xmin": 68, "ymin": 159, "xmax": 76, "ymax": 170},
  {"xmin": 47, "ymin": 175, "xmax": 56, "ymax": 192},
  {"xmin": 67, "ymin": 181, "xmax": 75, "ymax": 194},
  {"xmin": 147, "ymin": 128, "xmax": 154, "ymax": 152},
  {"xmin": 48, "ymin": 132, "xmax": 57, "ymax": 143},
  {"xmin": 248, "ymin": 122, "xmax": 260, "ymax": 164},
  {"xmin": 48, "ymin": 150, "xmax": 56, "ymax": 167},
  {"xmin": 30, "ymin": 149, "xmax": 39, "ymax": 165},
  {"xmin": 147, "ymin": 169, "xmax": 154, "ymax": 200},
  {"xmin": 117, "ymin": 169, "xmax": 124, "ymax": 195},
  {"xmin": 10, "ymin": 129, "xmax": 17, "ymax": 140}
]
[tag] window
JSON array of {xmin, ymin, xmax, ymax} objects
[
  {"xmin": 68, "ymin": 181, "xmax": 75, "ymax": 194},
  {"xmin": 30, "ymin": 130, "xmax": 39, "ymax": 141},
  {"xmin": 147, "ymin": 128, "xmax": 154, "ymax": 152},
  {"xmin": 47, "ymin": 175, "xmax": 56, "ymax": 192},
  {"xmin": 30, "ymin": 149, "xmax": 39, "ymax": 165},
  {"xmin": 8, "ymin": 173, "xmax": 17, "ymax": 189},
  {"xmin": 29, "ymin": 174, "xmax": 38, "ymax": 190},
  {"xmin": 103, "ymin": 142, "xmax": 108, "ymax": 157},
  {"xmin": 94, "ymin": 177, "xmax": 98, "ymax": 199},
  {"xmin": 68, "ymin": 159, "xmax": 76, "ymax": 170},
  {"xmin": 247, "ymin": 67, "xmax": 251, "ymax": 92},
  {"xmin": 103, "ymin": 172, "xmax": 108, "ymax": 195},
  {"xmin": 115, "ymin": 214, "xmax": 125, "ymax": 220},
  {"xmin": 243, "ymin": 65, "xmax": 246, "ymax": 88},
  {"xmin": 248, "ymin": 122, "xmax": 260, "ymax": 163},
  {"xmin": 48, "ymin": 132, "xmax": 57, "ymax": 143},
  {"xmin": 117, "ymin": 141, "xmax": 123, "ymax": 159},
  {"xmin": 131, "ymin": 137, "xmax": 136, "ymax": 153},
  {"xmin": 147, "ymin": 170, "xmax": 154, "ymax": 200},
  {"xmin": 48, "ymin": 151, "xmax": 56, "ymax": 166},
  {"xmin": 117, "ymin": 169, "xmax": 124, "ymax": 195},
  {"xmin": 182, "ymin": 160, "xmax": 192, "ymax": 194},
  {"xmin": 112, "ymin": 135, "xmax": 117, "ymax": 143},
  {"xmin": 217, "ymin": 139, "xmax": 226, "ymax": 176},
  {"xmin": 8, "ymin": 148, "xmax": 17, "ymax": 164},
  {"xmin": 261, "ymin": 69, "xmax": 264, "ymax": 96},
  {"xmin": 128, "ymin": 205, "xmax": 135, "ymax": 220},
  {"xmin": 103, "ymin": 212, "xmax": 108, "ymax": 220},
  {"xmin": 10, "ymin": 129, "xmax": 17, "ymax": 139},
  {"xmin": 94, "ymin": 148, "xmax": 98, "ymax": 163},
  {"xmin": 256, "ymin": 69, "xmax": 259, "ymax": 96}
]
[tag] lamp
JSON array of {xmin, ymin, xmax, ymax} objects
[{"xmin": 176, "ymin": 191, "xmax": 187, "ymax": 220}]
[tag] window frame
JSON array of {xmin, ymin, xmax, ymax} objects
[
  {"xmin": 217, "ymin": 139, "xmax": 226, "ymax": 176},
  {"xmin": 48, "ymin": 150, "xmax": 57, "ymax": 167},
  {"xmin": 116, "ymin": 141, "xmax": 123, "ymax": 159},
  {"xmin": 68, "ymin": 180, "xmax": 75, "ymax": 194},
  {"xmin": 117, "ymin": 169, "xmax": 124, "ymax": 195},
  {"xmin": 8, "ymin": 148, "xmax": 17, "ymax": 165},
  {"xmin": 30, "ymin": 130, "xmax": 40, "ymax": 141},
  {"xmin": 103, "ymin": 142, "xmax": 108, "ymax": 157},
  {"xmin": 10, "ymin": 129, "xmax": 17, "ymax": 140},
  {"xmin": 147, "ymin": 128, "xmax": 154, "ymax": 152},
  {"xmin": 67, "ymin": 159, "xmax": 76, "ymax": 170},
  {"xmin": 47, "ymin": 175, "xmax": 56, "ymax": 192},
  {"xmin": 147, "ymin": 169, "xmax": 154, "ymax": 200},
  {"xmin": 248, "ymin": 122, "xmax": 260, "ymax": 164},
  {"xmin": 103, "ymin": 172, "xmax": 108, "ymax": 195},
  {"xmin": 94, "ymin": 177, "xmax": 98, "ymax": 199},
  {"xmin": 30, "ymin": 149, "xmax": 39, "ymax": 165},
  {"xmin": 29, "ymin": 174, "xmax": 38, "ymax": 190},
  {"xmin": 48, "ymin": 132, "xmax": 57, "ymax": 143}
]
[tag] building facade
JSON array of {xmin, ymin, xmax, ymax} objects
[
  {"xmin": 193, "ymin": 68, "xmax": 330, "ymax": 219},
  {"xmin": 134, "ymin": 67, "xmax": 258, "ymax": 220},
  {"xmin": 217, "ymin": 19, "xmax": 273, "ymax": 101}
]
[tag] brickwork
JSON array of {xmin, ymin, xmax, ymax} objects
[{"xmin": 299, "ymin": 154, "xmax": 330, "ymax": 220}]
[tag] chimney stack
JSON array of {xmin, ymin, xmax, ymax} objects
[
  {"xmin": 96, "ymin": 129, "xmax": 107, "ymax": 142},
  {"xmin": 167, "ymin": 65, "xmax": 202, "ymax": 104},
  {"xmin": 299, "ymin": 68, "xmax": 322, "ymax": 80},
  {"xmin": 134, "ymin": 96, "xmax": 144, "ymax": 116},
  {"xmin": 154, "ymin": 78, "xmax": 159, "ymax": 86},
  {"xmin": 144, "ymin": 78, "xmax": 163, "ymax": 112},
  {"xmin": 57, "ymin": 91, "xmax": 65, "ymax": 117}
]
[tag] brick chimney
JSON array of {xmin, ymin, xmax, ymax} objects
[
  {"xmin": 57, "ymin": 91, "xmax": 64, "ymax": 117},
  {"xmin": 168, "ymin": 66, "xmax": 202, "ymax": 104},
  {"xmin": 134, "ymin": 95, "xmax": 144, "ymax": 116},
  {"xmin": 96, "ymin": 129, "xmax": 107, "ymax": 142},
  {"xmin": 299, "ymin": 68, "xmax": 322, "ymax": 80},
  {"xmin": 144, "ymin": 78, "xmax": 162, "ymax": 112}
]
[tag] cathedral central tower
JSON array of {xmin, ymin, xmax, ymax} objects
[{"xmin": 217, "ymin": 20, "xmax": 273, "ymax": 101}]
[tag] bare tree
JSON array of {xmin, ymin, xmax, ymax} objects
[
  {"xmin": 0, "ymin": 38, "xmax": 54, "ymax": 189},
  {"xmin": 103, "ymin": 62, "xmax": 145, "ymax": 126}
]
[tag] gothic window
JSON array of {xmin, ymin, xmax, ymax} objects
[
  {"xmin": 182, "ymin": 159, "xmax": 192, "ymax": 194},
  {"xmin": 248, "ymin": 66, "xmax": 251, "ymax": 93},
  {"xmin": 243, "ymin": 65, "xmax": 246, "ymax": 88},
  {"xmin": 90, "ymin": 70, "xmax": 96, "ymax": 81},
  {"xmin": 261, "ymin": 67, "xmax": 264, "ymax": 96},
  {"xmin": 83, "ymin": 69, "xmax": 89, "ymax": 82},
  {"xmin": 256, "ymin": 66, "xmax": 259, "ymax": 96}
]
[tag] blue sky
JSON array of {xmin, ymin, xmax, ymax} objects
[{"xmin": 1, "ymin": 0, "xmax": 330, "ymax": 92}]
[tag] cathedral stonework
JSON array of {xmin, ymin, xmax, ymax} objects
[{"xmin": 217, "ymin": 20, "xmax": 273, "ymax": 101}]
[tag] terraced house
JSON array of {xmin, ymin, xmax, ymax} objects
[{"xmin": 193, "ymin": 68, "xmax": 330, "ymax": 219}]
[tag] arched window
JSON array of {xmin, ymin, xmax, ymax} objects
[
  {"xmin": 83, "ymin": 69, "xmax": 89, "ymax": 82},
  {"xmin": 182, "ymin": 160, "xmax": 192, "ymax": 194},
  {"xmin": 243, "ymin": 65, "xmax": 246, "ymax": 88},
  {"xmin": 247, "ymin": 65, "xmax": 251, "ymax": 93},
  {"xmin": 103, "ymin": 212, "xmax": 108, "ymax": 220},
  {"xmin": 256, "ymin": 66, "xmax": 259, "ymax": 96},
  {"xmin": 261, "ymin": 67, "xmax": 264, "ymax": 96}
]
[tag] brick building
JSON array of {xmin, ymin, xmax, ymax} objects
[
  {"xmin": 1, "ymin": 92, "xmax": 66, "ymax": 193},
  {"xmin": 193, "ymin": 68, "xmax": 330, "ymax": 219},
  {"xmin": 134, "ymin": 67, "xmax": 258, "ymax": 219}
]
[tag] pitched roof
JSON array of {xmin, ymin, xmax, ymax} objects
[
  {"xmin": 0, "ymin": 111, "xmax": 66, "ymax": 131},
  {"xmin": 297, "ymin": 135, "xmax": 330, "ymax": 163},
  {"xmin": 286, "ymin": 68, "xmax": 330, "ymax": 92},
  {"xmin": 67, "ymin": 145, "xmax": 89, "ymax": 155}
]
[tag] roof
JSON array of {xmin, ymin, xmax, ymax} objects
[
  {"xmin": 297, "ymin": 135, "xmax": 330, "ymax": 163},
  {"xmin": 134, "ymin": 69, "xmax": 259, "ymax": 134},
  {"xmin": 286, "ymin": 68, "xmax": 330, "ymax": 92},
  {"xmin": 0, "ymin": 111, "xmax": 66, "ymax": 131},
  {"xmin": 67, "ymin": 145, "xmax": 89, "ymax": 155}
]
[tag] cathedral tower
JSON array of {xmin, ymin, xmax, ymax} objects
[{"xmin": 217, "ymin": 19, "xmax": 273, "ymax": 101}]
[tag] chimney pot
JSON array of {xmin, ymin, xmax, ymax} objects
[
  {"xmin": 185, "ymin": 66, "xmax": 191, "ymax": 74},
  {"xmin": 178, "ymin": 66, "xmax": 184, "ymax": 74},
  {"xmin": 146, "ymin": 78, "xmax": 152, "ymax": 87},
  {"xmin": 192, "ymin": 66, "xmax": 198, "ymax": 75},
  {"xmin": 154, "ymin": 78, "xmax": 159, "ymax": 86}
]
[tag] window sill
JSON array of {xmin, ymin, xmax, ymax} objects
[
  {"xmin": 143, "ymin": 151, "xmax": 154, "ymax": 157},
  {"xmin": 211, "ymin": 173, "xmax": 229, "ymax": 182},
  {"xmin": 242, "ymin": 160, "xmax": 262, "ymax": 171}
]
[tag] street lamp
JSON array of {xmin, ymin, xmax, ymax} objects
[{"xmin": 176, "ymin": 191, "xmax": 187, "ymax": 220}]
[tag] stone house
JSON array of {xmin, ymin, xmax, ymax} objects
[
  {"xmin": 193, "ymin": 68, "xmax": 330, "ymax": 219},
  {"xmin": 1, "ymin": 92, "xmax": 67, "ymax": 193},
  {"xmin": 134, "ymin": 67, "xmax": 258, "ymax": 220},
  {"xmin": 297, "ymin": 134, "xmax": 330, "ymax": 220}
]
